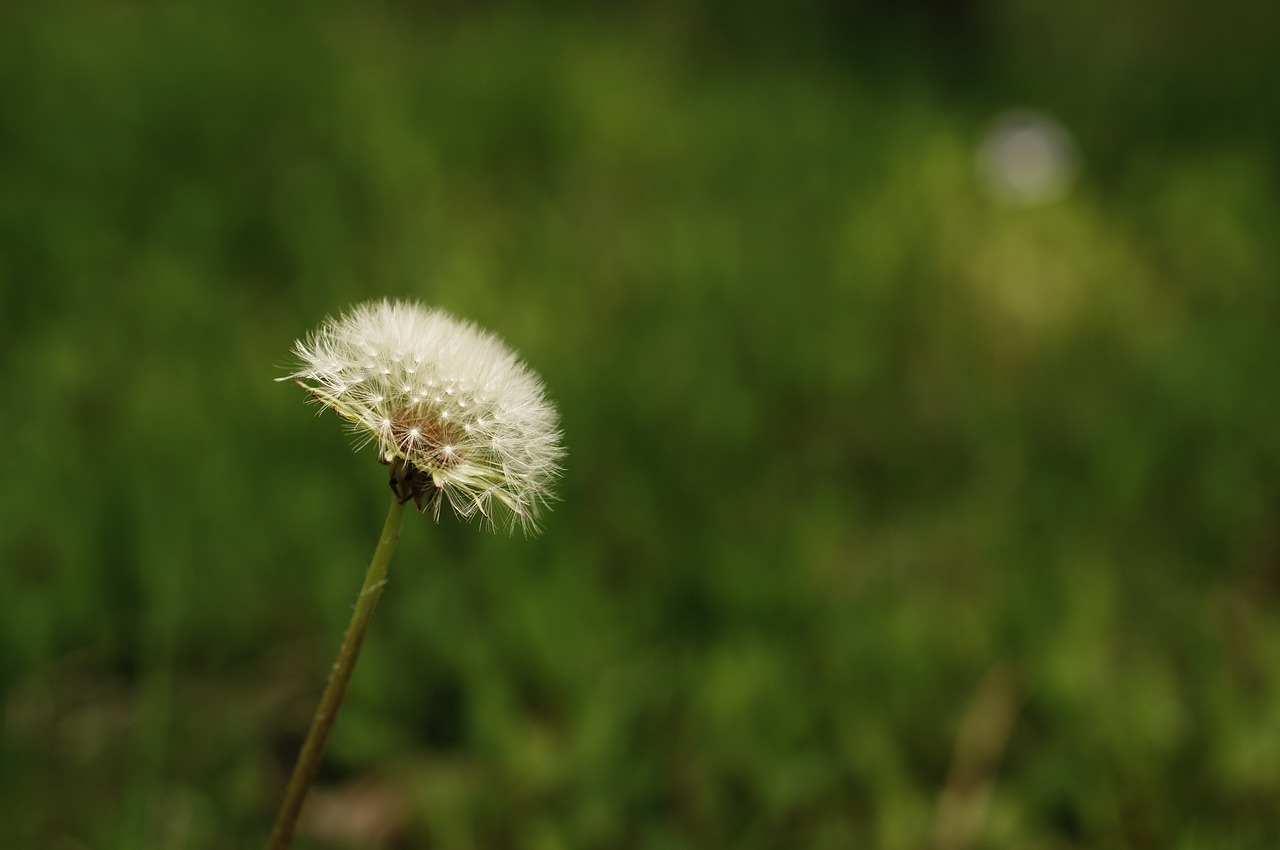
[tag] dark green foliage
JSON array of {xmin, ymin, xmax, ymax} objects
[{"xmin": 1, "ymin": 2, "xmax": 1278, "ymax": 847}]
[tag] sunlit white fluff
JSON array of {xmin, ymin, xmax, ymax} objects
[{"xmin": 283, "ymin": 300, "xmax": 564, "ymax": 533}]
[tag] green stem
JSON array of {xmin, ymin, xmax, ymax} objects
[{"xmin": 267, "ymin": 493, "xmax": 408, "ymax": 850}]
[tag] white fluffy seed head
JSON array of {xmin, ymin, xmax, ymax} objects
[{"xmin": 283, "ymin": 299, "xmax": 564, "ymax": 533}]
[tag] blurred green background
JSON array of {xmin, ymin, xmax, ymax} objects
[{"xmin": 2, "ymin": 1, "xmax": 1278, "ymax": 848}]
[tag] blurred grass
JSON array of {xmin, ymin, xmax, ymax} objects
[{"xmin": 1, "ymin": 1, "xmax": 1279, "ymax": 848}]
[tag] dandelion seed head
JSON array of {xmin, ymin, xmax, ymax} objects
[
  {"xmin": 283, "ymin": 299, "xmax": 564, "ymax": 533},
  {"xmin": 976, "ymin": 108, "xmax": 1079, "ymax": 206}
]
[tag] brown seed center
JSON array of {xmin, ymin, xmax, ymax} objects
[{"xmin": 388, "ymin": 408, "xmax": 464, "ymax": 469}]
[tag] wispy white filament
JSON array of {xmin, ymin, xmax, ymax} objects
[{"xmin": 284, "ymin": 300, "xmax": 564, "ymax": 533}]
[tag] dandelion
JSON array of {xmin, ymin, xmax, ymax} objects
[
  {"xmin": 266, "ymin": 300, "xmax": 563, "ymax": 850},
  {"xmin": 975, "ymin": 108, "xmax": 1079, "ymax": 207},
  {"xmin": 285, "ymin": 299, "xmax": 563, "ymax": 532}
]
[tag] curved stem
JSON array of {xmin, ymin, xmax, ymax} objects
[{"xmin": 267, "ymin": 493, "xmax": 408, "ymax": 850}]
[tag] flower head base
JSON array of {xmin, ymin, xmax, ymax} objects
[{"xmin": 284, "ymin": 300, "xmax": 564, "ymax": 533}]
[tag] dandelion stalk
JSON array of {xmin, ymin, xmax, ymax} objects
[
  {"xmin": 268, "ymin": 300, "xmax": 563, "ymax": 849},
  {"xmin": 267, "ymin": 487, "xmax": 406, "ymax": 850}
]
